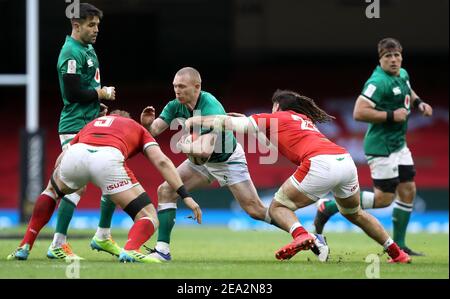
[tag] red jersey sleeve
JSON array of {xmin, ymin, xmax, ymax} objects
[
  {"xmin": 250, "ymin": 113, "xmax": 273, "ymax": 135},
  {"xmin": 70, "ymin": 133, "xmax": 80, "ymax": 145},
  {"xmin": 141, "ymin": 126, "xmax": 158, "ymax": 151}
]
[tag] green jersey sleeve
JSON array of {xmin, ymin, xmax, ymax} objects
[
  {"xmin": 361, "ymin": 78, "xmax": 386, "ymax": 107},
  {"xmin": 159, "ymin": 100, "xmax": 178, "ymax": 124},
  {"xmin": 400, "ymin": 68, "xmax": 412, "ymax": 89},
  {"xmin": 59, "ymin": 49, "xmax": 84, "ymax": 76}
]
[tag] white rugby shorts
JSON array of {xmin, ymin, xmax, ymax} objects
[
  {"xmin": 59, "ymin": 143, "xmax": 139, "ymax": 195},
  {"xmin": 290, "ymin": 153, "xmax": 359, "ymax": 201}
]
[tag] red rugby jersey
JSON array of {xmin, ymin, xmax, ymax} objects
[
  {"xmin": 250, "ymin": 110, "xmax": 347, "ymax": 165},
  {"xmin": 71, "ymin": 115, "xmax": 157, "ymax": 159}
]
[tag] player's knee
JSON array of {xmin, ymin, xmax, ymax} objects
[
  {"xmin": 340, "ymin": 207, "xmax": 364, "ymax": 224},
  {"xmin": 157, "ymin": 183, "xmax": 176, "ymax": 203},
  {"xmin": 124, "ymin": 192, "xmax": 152, "ymax": 221},
  {"xmin": 273, "ymin": 187, "xmax": 297, "ymax": 211},
  {"xmin": 398, "ymin": 165, "xmax": 416, "ymax": 183},
  {"xmin": 373, "ymin": 177, "xmax": 399, "ymax": 194},
  {"xmin": 373, "ymin": 189, "xmax": 396, "ymax": 208},
  {"xmin": 75, "ymin": 185, "xmax": 87, "ymax": 197}
]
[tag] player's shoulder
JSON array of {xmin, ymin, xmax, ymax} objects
[
  {"xmin": 200, "ymin": 91, "xmax": 221, "ymax": 104},
  {"xmin": 399, "ymin": 68, "xmax": 409, "ymax": 79},
  {"xmin": 59, "ymin": 37, "xmax": 85, "ymax": 62},
  {"xmin": 366, "ymin": 66, "xmax": 386, "ymax": 82}
]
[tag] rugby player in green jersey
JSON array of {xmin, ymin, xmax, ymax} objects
[
  {"xmin": 140, "ymin": 67, "xmax": 329, "ymax": 262},
  {"xmin": 7, "ymin": 3, "xmax": 120, "ymax": 261},
  {"xmin": 314, "ymin": 38, "xmax": 433, "ymax": 256}
]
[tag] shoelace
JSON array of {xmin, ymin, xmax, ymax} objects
[{"xmin": 142, "ymin": 245, "xmax": 156, "ymax": 254}]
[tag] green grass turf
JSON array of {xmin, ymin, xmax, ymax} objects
[{"xmin": 0, "ymin": 227, "xmax": 448, "ymax": 279}]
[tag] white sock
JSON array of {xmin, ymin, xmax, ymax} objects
[
  {"xmin": 383, "ymin": 237, "xmax": 394, "ymax": 250},
  {"xmin": 51, "ymin": 233, "xmax": 67, "ymax": 248},
  {"xmin": 360, "ymin": 191, "xmax": 375, "ymax": 209},
  {"xmin": 155, "ymin": 241, "xmax": 170, "ymax": 254},
  {"xmin": 95, "ymin": 227, "xmax": 111, "ymax": 240},
  {"xmin": 289, "ymin": 222, "xmax": 302, "ymax": 235},
  {"xmin": 264, "ymin": 208, "xmax": 272, "ymax": 224}
]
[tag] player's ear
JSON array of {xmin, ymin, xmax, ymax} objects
[{"xmin": 71, "ymin": 19, "xmax": 81, "ymax": 32}]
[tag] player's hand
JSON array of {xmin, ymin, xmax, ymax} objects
[
  {"xmin": 184, "ymin": 117, "xmax": 198, "ymax": 131},
  {"xmin": 183, "ymin": 196, "xmax": 202, "ymax": 224},
  {"xmin": 140, "ymin": 106, "xmax": 156, "ymax": 128},
  {"xmin": 99, "ymin": 103, "xmax": 108, "ymax": 116},
  {"xmin": 393, "ymin": 108, "xmax": 408, "ymax": 122},
  {"xmin": 176, "ymin": 134, "xmax": 190, "ymax": 152},
  {"xmin": 227, "ymin": 112, "xmax": 246, "ymax": 117},
  {"xmin": 419, "ymin": 102, "xmax": 433, "ymax": 117},
  {"xmin": 98, "ymin": 86, "xmax": 116, "ymax": 100}
]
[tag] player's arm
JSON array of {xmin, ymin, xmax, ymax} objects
[
  {"xmin": 63, "ymin": 74, "xmax": 115, "ymax": 102},
  {"xmin": 140, "ymin": 106, "xmax": 169, "ymax": 136},
  {"xmin": 186, "ymin": 115, "xmax": 256, "ymax": 134},
  {"xmin": 353, "ymin": 95, "xmax": 408, "ymax": 123},
  {"xmin": 177, "ymin": 133, "xmax": 217, "ymax": 159},
  {"xmin": 144, "ymin": 145, "xmax": 202, "ymax": 223},
  {"xmin": 411, "ymin": 89, "xmax": 433, "ymax": 117}
]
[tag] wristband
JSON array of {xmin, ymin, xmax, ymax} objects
[
  {"xmin": 176, "ymin": 185, "xmax": 191, "ymax": 199},
  {"xmin": 413, "ymin": 98, "xmax": 424, "ymax": 109},
  {"xmin": 386, "ymin": 110, "xmax": 394, "ymax": 123}
]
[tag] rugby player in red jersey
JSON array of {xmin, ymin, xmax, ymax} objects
[
  {"xmin": 186, "ymin": 90, "xmax": 410, "ymax": 263},
  {"xmin": 8, "ymin": 110, "xmax": 201, "ymax": 263}
]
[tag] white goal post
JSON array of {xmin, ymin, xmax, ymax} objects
[{"xmin": 0, "ymin": 0, "xmax": 43, "ymax": 222}]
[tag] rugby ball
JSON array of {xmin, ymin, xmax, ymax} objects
[{"xmin": 184, "ymin": 134, "xmax": 210, "ymax": 165}]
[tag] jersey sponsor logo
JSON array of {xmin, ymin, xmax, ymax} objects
[
  {"xmin": 67, "ymin": 60, "xmax": 77, "ymax": 74},
  {"xmin": 87, "ymin": 59, "xmax": 94, "ymax": 67},
  {"xmin": 106, "ymin": 180, "xmax": 130, "ymax": 191},
  {"xmin": 363, "ymin": 84, "xmax": 377, "ymax": 98},
  {"xmin": 95, "ymin": 68, "xmax": 101, "ymax": 83},
  {"xmin": 392, "ymin": 87, "xmax": 401, "ymax": 95}
]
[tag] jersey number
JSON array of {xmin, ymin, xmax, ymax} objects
[
  {"xmin": 291, "ymin": 114, "xmax": 319, "ymax": 132},
  {"xmin": 94, "ymin": 116, "xmax": 114, "ymax": 127}
]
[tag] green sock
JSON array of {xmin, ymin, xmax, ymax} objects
[
  {"xmin": 55, "ymin": 197, "xmax": 76, "ymax": 235},
  {"xmin": 392, "ymin": 201, "xmax": 413, "ymax": 248},
  {"xmin": 324, "ymin": 191, "xmax": 373, "ymax": 215},
  {"xmin": 98, "ymin": 196, "xmax": 116, "ymax": 228},
  {"xmin": 157, "ymin": 208, "xmax": 177, "ymax": 244},
  {"xmin": 323, "ymin": 199, "xmax": 339, "ymax": 215}
]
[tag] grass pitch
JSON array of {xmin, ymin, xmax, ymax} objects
[{"xmin": 0, "ymin": 227, "xmax": 448, "ymax": 279}]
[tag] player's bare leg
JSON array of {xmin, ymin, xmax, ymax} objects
[
  {"xmin": 335, "ymin": 192, "xmax": 411, "ymax": 263},
  {"xmin": 228, "ymin": 180, "xmax": 271, "ymax": 223},
  {"xmin": 149, "ymin": 162, "xmax": 210, "ymax": 261}
]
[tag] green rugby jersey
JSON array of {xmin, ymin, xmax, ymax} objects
[
  {"xmin": 57, "ymin": 36, "xmax": 101, "ymax": 134},
  {"xmin": 159, "ymin": 91, "xmax": 237, "ymax": 163},
  {"xmin": 360, "ymin": 66, "xmax": 412, "ymax": 156}
]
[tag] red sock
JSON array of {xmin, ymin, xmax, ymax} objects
[
  {"xmin": 20, "ymin": 194, "xmax": 57, "ymax": 249},
  {"xmin": 291, "ymin": 226, "xmax": 308, "ymax": 239},
  {"xmin": 387, "ymin": 243, "xmax": 401, "ymax": 259},
  {"xmin": 124, "ymin": 218, "xmax": 155, "ymax": 251}
]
